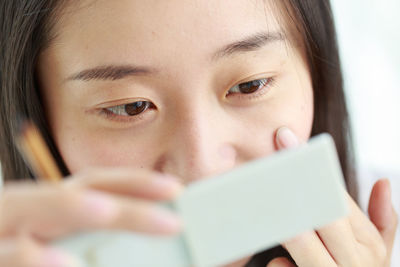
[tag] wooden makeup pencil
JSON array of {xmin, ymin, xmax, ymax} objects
[{"xmin": 16, "ymin": 120, "xmax": 62, "ymax": 182}]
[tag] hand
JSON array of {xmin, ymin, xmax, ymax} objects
[
  {"xmin": 266, "ymin": 127, "xmax": 398, "ymax": 267},
  {"xmin": 0, "ymin": 168, "xmax": 183, "ymax": 267}
]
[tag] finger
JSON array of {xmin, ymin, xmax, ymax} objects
[
  {"xmin": 315, "ymin": 191, "xmax": 392, "ymax": 266},
  {"xmin": 283, "ymin": 230, "xmax": 336, "ymax": 267},
  {"xmin": 368, "ymin": 179, "xmax": 398, "ymax": 262},
  {"xmin": 0, "ymin": 234, "xmax": 81, "ymax": 267},
  {"xmin": 344, "ymin": 191, "xmax": 388, "ymax": 262},
  {"xmin": 275, "ymin": 127, "xmax": 299, "ymax": 150},
  {"xmin": 266, "ymin": 257, "xmax": 296, "ymax": 267},
  {"xmin": 65, "ymin": 167, "xmax": 183, "ymax": 200},
  {"xmin": 316, "ymin": 217, "xmax": 360, "ymax": 266},
  {"xmin": 0, "ymin": 185, "xmax": 181, "ymax": 241}
]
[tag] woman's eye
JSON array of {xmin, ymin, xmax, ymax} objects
[
  {"xmin": 227, "ymin": 78, "xmax": 273, "ymax": 98},
  {"xmin": 105, "ymin": 101, "xmax": 153, "ymax": 117}
]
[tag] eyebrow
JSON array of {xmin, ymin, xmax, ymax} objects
[
  {"xmin": 211, "ymin": 31, "xmax": 285, "ymax": 61},
  {"xmin": 67, "ymin": 31, "xmax": 285, "ymax": 82},
  {"xmin": 66, "ymin": 65, "xmax": 156, "ymax": 82}
]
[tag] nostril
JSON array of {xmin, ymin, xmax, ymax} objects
[{"xmin": 153, "ymin": 154, "xmax": 167, "ymax": 173}]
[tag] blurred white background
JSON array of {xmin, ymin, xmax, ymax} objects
[{"xmin": 331, "ymin": 0, "xmax": 400, "ymax": 265}]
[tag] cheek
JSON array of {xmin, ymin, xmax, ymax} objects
[
  {"xmin": 275, "ymin": 87, "xmax": 314, "ymax": 143},
  {"xmin": 240, "ymin": 83, "xmax": 314, "ymax": 155},
  {"xmin": 227, "ymin": 91, "xmax": 313, "ymax": 164},
  {"xmin": 55, "ymin": 126, "xmax": 158, "ymax": 174},
  {"xmin": 272, "ymin": 58, "xmax": 314, "ymax": 143}
]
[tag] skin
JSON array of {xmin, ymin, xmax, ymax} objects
[
  {"xmin": 0, "ymin": 0, "xmax": 396, "ymax": 266},
  {"xmin": 38, "ymin": 0, "xmax": 313, "ymax": 180}
]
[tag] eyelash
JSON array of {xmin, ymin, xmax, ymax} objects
[
  {"xmin": 98, "ymin": 77, "xmax": 275, "ymax": 123},
  {"xmin": 226, "ymin": 77, "xmax": 275, "ymax": 100},
  {"xmin": 99, "ymin": 101, "xmax": 156, "ymax": 123}
]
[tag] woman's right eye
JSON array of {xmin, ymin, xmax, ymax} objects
[{"xmin": 104, "ymin": 101, "xmax": 154, "ymax": 117}]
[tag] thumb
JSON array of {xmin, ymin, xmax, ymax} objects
[
  {"xmin": 275, "ymin": 127, "xmax": 299, "ymax": 150},
  {"xmin": 368, "ymin": 179, "xmax": 398, "ymax": 260}
]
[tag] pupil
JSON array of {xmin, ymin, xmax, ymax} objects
[
  {"xmin": 239, "ymin": 80, "xmax": 264, "ymax": 94},
  {"xmin": 125, "ymin": 101, "xmax": 147, "ymax": 116}
]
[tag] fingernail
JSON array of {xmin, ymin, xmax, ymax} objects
[
  {"xmin": 152, "ymin": 175, "xmax": 183, "ymax": 194},
  {"xmin": 42, "ymin": 248, "xmax": 83, "ymax": 267},
  {"xmin": 83, "ymin": 191, "xmax": 117, "ymax": 221},
  {"xmin": 276, "ymin": 127, "xmax": 299, "ymax": 148},
  {"xmin": 150, "ymin": 207, "xmax": 182, "ymax": 234}
]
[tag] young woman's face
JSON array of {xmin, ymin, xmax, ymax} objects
[{"xmin": 37, "ymin": 0, "xmax": 314, "ymax": 183}]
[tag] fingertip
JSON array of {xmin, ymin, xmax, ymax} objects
[
  {"xmin": 370, "ymin": 178, "xmax": 392, "ymax": 208},
  {"xmin": 275, "ymin": 127, "xmax": 299, "ymax": 150},
  {"xmin": 378, "ymin": 178, "xmax": 391, "ymax": 196},
  {"xmin": 151, "ymin": 175, "xmax": 184, "ymax": 198},
  {"xmin": 267, "ymin": 257, "xmax": 295, "ymax": 267},
  {"xmin": 368, "ymin": 178, "xmax": 394, "ymax": 231}
]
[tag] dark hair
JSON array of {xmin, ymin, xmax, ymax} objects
[
  {"xmin": 0, "ymin": 0, "xmax": 69, "ymax": 180},
  {"xmin": 0, "ymin": 1, "xmax": 357, "ymax": 265}
]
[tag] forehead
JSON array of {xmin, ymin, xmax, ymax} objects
[{"xmin": 49, "ymin": 0, "xmax": 286, "ymax": 65}]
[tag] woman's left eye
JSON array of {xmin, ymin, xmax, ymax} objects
[
  {"xmin": 227, "ymin": 78, "xmax": 274, "ymax": 98},
  {"xmin": 104, "ymin": 101, "xmax": 154, "ymax": 117}
]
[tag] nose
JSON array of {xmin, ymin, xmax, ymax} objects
[{"xmin": 155, "ymin": 99, "xmax": 238, "ymax": 184}]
